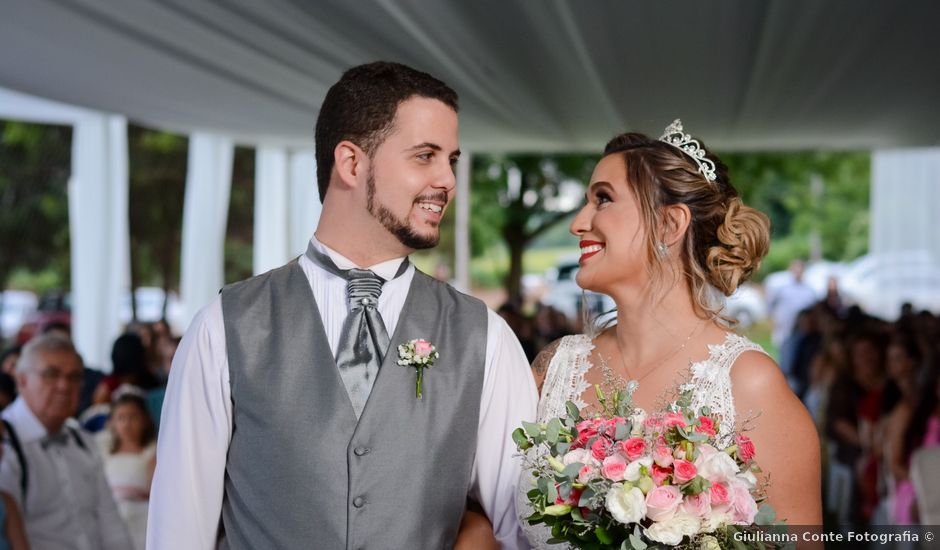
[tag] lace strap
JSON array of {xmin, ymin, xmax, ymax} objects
[
  {"xmin": 688, "ymin": 333, "xmax": 766, "ymax": 447},
  {"xmin": 537, "ymin": 334, "xmax": 594, "ymax": 421}
]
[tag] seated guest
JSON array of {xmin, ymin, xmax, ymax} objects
[
  {"xmin": 0, "ymin": 334, "xmax": 132, "ymax": 549},
  {"xmin": 97, "ymin": 387, "xmax": 156, "ymax": 550}
]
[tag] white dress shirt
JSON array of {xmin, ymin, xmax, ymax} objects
[
  {"xmin": 148, "ymin": 237, "xmax": 538, "ymax": 549},
  {"xmin": 0, "ymin": 397, "xmax": 133, "ymax": 550}
]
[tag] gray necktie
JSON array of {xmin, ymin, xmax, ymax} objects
[
  {"xmin": 305, "ymin": 243, "xmax": 409, "ymax": 419},
  {"xmin": 336, "ymin": 268, "xmax": 388, "ymax": 418}
]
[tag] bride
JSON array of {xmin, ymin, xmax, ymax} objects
[{"xmin": 519, "ymin": 121, "xmax": 822, "ymax": 547}]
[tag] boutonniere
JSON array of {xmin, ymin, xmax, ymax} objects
[{"xmin": 397, "ymin": 338, "xmax": 439, "ymax": 399}]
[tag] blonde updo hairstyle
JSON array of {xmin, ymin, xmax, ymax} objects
[{"xmin": 602, "ymin": 132, "xmax": 770, "ymax": 320}]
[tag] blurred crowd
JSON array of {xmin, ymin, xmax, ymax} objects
[{"xmin": 0, "ymin": 320, "xmax": 179, "ymax": 549}]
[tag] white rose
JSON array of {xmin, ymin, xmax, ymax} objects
[
  {"xmin": 699, "ymin": 534, "xmax": 721, "ymax": 550},
  {"xmin": 562, "ymin": 448, "xmax": 594, "ymax": 466},
  {"xmin": 694, "ymin": 444, "xmax": 740, "ymax": 483},
  {"xmin": 737, "ymin": 469, "xmax": 758, "ymax": 490},
  {"xmin": 630, "ymin": 410, "xmax": 647, "ymax": 436},
  {"xmin": 624, "ymin": 456, "xmax": 653, "ymax": 482},
  {"xmin": 644, "ymin": 511, "xmax": 701, "ymax": 546},
  {"xmin": 605, "ymin": 484, "xmax": 647, "ymax": 525},
  {"xmin": 701, "ymin": 507, "xmax": 731, "ymax": 531}
]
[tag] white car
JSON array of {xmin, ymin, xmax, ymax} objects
[
  {"xmin": 838, "ymin": 251, "xmax": 940, "ymax": 320},
  {"xmin": 541, "ymin": 258, "xmax": 615, "ymax": 325},
  {"xmin": 119, "ymin": 287, "xmax": 186, "ymax": 336},
  {"xmin": 722, "ymin": 283, "xmax": 767, "ymax": 328},
  {"xmin": 1, "ymin": 290, "xmax": 39, "ymax": 339}
]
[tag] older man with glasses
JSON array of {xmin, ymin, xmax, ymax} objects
[{"xmin": 0, "ymin": 333, "xmax": 131, "ymax": 550}]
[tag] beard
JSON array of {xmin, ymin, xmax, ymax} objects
[{"xmin": 366, "ymin": 170, "xmax": 444, "ymax": 250}]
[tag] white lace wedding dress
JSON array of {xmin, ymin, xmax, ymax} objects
[{"xmin": 517, "ymin": 332, "xmax": 765, "ymax": 549}]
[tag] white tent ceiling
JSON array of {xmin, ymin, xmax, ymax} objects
[{"xmin": 3, "ymin": 0, "xmax": 940, "ymax": 152}]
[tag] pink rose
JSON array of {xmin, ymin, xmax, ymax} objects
[
  {"xmin": 709, "ymin": 482, "xmax": 730, "ymax": 505},
  {"xmin": 591, "ymin": 437, "xmax": 612, "ymax": 460},
  {"xmin": 621, "ymin": 438, "xmax": 647, "ymax": 461},
  {"xmin": 672, "ymin": 459, "xmax": 698, "ymax": 484},
  {"xmin": 695, "ymin": 416, "xmax": 717, "ymax": 437},
  {"xmin": 736, "ymin": 435, "xmax": 756, "ymax": 462},
  {"xmin": 729, "ymin": 483, "xmax": 758, "ymax": 524},
  {"xmin": 651, "ymin": 463, "xmax": 672, "ymax": 486},
  {"xmin": 602, "ymin": 455, "xmax": 628, "ymax": 481},
  {"xmin": 578, "ymin": 464, "xmax": 598, "ymax": 484},
  {"xmin": 576, "ymin": 419, "xmax": 601, "ymax": 446},
  {"xmin": 644, "ymin": 415, "xmax": 665, "ymax": 433},
  {"xmin": 414, "ymin": 339, "xmax": 434, "ymax": 357},
  {"xmin": 680, "ymin": 492, "xmax": 711, "ymax": 518},
  {"xmin": 663, "ymin": 412, "xmax": 687, "ymax": 429},
  {"xmin": 645, "ymin": 485, "xmax": 682, "ymax": 522},
  {"xmin": 652, "ymin": 445, "xmax": 674, "ymax": 467},
  {"xmin": 555, "ymin": 486, "xmax": 584, "ymax": 506},
  {"xmin": 604, "ymin": 417, "xmax": 626, "ymax": 437}
]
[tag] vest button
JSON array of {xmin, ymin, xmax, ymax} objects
[
  {"xmin": 353, "ymin": 496, "xmax": 366, "ymax": 508},
  {"xmin": 354, "ymin": 446, "xmax": 370, "ymax": 456}
]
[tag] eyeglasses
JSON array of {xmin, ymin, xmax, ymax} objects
[{"xmin": 34, "ymin": 369, "xmax": 84, "ymax": 386}]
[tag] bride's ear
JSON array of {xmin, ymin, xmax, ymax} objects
[{"xmin": 661, "ymin": 203, "xmax": 691, "ymax": 247}]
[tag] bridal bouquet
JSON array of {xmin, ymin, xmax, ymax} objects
[{"xmin": 513, "ymin": 386, "xmax": 788, "ymax": 549}]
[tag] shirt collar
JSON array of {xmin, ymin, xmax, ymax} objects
[
  {"xmin": 309, "ymin": 235, "xmax": 408, "ymax": 281},
  {"xmin": 2, "ymin": 396, "xmax": 53, "ymax": 443}
]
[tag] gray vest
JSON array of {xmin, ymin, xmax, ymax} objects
[{"xmin": 219, "ymin": 260, "xmax": 487, "ymax": 549}]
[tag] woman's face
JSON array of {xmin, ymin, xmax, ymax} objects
[
  {"xmin": 112, "ymin": 402, "xmax": 146, "ymax": 446},
  {"xmin": 570, "ymin": 154, "xmax": 650, "ymax": 295},
  {"xmin": 886, "ymin": 344, "xmax": 913, "ymax": 380}
]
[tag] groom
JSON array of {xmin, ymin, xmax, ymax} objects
[{"xmin": 148, "ymin": 61, "xmax": 537, "ymax": 549}]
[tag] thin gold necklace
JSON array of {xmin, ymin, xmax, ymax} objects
[{"xmin": 613, "ymin": 320, "xmax": 706, "ymax": 384}]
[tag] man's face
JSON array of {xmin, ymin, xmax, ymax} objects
[
  {"xmin": 17, "ymin": 350, "xmax": 83, "ymax": 433},
  {"xmin": 364, "ymin": 97, "xmax": 459, "ymax": 250}
]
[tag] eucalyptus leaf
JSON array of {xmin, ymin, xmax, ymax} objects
[
  {"xmin": 512, "ymin": 427, "xmax": 532, "ymax": 449},
  {"xmin": 629, "ymin": 533, "xmax": 648, "ymax": 550},
  {"xmin": 566, "ymin": 401, "xmax": 581, "ymax": 422},
  {"xmin": 546, "ymin": 418, "xmax": 563, "ymax": 443},
  {"xmin": 523, "ymin": 421, "xmax": 542, "ymax": 438},
  {"xmin": 615, "ymin": 421, "xmax": 631, "ymax": 440},
  {"xmin": 563, "ymin": 462, "xmax": 584, "ymax": 480}
]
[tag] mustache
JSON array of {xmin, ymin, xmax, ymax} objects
[{"xmin": 414, "ymin": 192, "xmax": 449, "ymax": 205}]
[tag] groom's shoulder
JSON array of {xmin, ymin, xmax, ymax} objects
[
  {"xmin": 220, "ymin": 258, "xmax": 300, "ymax": 299},
  {"xmin": 413, "ymin": 270, "xmax": 486, "ymax": 311}
]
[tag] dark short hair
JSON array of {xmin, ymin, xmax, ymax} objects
[{"xmin": 314, "ymin": 61, "xmax": 459, "ymax": 202}]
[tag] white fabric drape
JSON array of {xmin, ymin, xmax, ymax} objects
[
  {"xmin": 872, "ymin": 149, "xmax": 940, "ymax": 261},
  {"xmin": 69, "ymin": 114, "xmax": 130, "ymax": 372},
  {"xmin": 253, "ymin": 147, "xmax": 319, "ymax": 275},
  {"xmin": 179, "ymin": 133, "xmax": 233, "ymax": 331},
  {"xmin": 253, "ymin": 146, "xmax": 290, "ymax": 275},
  {"xmin": 289, "ymin": 150, "xmax": 320, "ymax": 260}
]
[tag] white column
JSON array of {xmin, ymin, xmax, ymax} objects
[
  {"xmin": 454, "ymin": 152, "xmax": 472, "ymax": 292},
  {"xmin": 179, "ymin": 133, "xmax": 233, "ymax": 329},
  {"xmin": 253, "ymin": 146, "xmax": 290, "ymax": 274},
  {"xmin": 871, "ymin": 148, "xmax": 940, "ymax": 261},
  {"xmin": 289, "ymin": 149, "xmax": 320, "ymax": 257},
  {"xmin": 69, "ymin": 114, "xmax": 130, "ymax": 371}
]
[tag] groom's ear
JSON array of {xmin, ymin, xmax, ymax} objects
[
  {"xmin": 332, "ymin": 140, "xmax": 366, "ymax": 190},
  {"xmin": 661, "ymin": 203, "xmax": 691, "ymax": 247}
]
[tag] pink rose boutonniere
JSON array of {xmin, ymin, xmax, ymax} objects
[{"xmin": 397, "ymin": 338, "xmax": 439, "ymax": 399}]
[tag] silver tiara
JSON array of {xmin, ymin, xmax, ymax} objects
[{"xmin": 658, "ymin": 119, "xmax": 717, "ymax": 182}]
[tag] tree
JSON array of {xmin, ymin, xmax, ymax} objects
[
  {"xmin": 0, "ymin": 121, "xmax": 72, "ymax": 295},
  {"xmin": 472, "ymin": 154, "xmax": 596, "ymax": 303},
  {"xmin": 127, "ymin": 125, "xmax": 187, "ymax": 319}
]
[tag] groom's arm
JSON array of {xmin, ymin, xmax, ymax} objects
[
  {"xmin": 470, "ymin": 310, "xmax": 539, "ymax": 550},
  {"xmin": 148, "ymin": 297, "xmax": 233, "ymax": 550}
]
